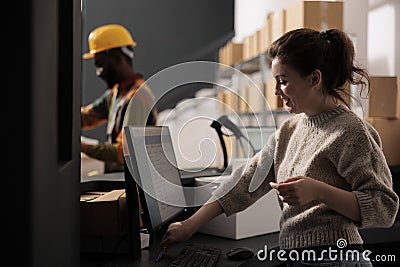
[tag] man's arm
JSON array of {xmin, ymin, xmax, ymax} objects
[{"xmin": 81, "ymin": 104, "xmax": 107, "ymax": 129}]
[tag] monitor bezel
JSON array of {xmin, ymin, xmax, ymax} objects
[{"xmin": 124, "ymin": 125, "xmax": 187, "ymax": 233}]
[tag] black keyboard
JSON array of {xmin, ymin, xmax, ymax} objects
[{"xmin": 168, "ymin": 243, "xmax": 221, "ymax": 267}]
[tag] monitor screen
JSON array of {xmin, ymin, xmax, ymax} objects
[{"xmin": 123, "ymin": 126, "xmax": 187, "ymax": 231}]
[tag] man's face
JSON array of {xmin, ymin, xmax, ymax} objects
[{"xmin": 94, "ymin": 51, "xmax": 119, "ymax": 88}]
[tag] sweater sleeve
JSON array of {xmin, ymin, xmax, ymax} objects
[
  {"xmin": 213, "ymin": 131, "xmax": 277, "ymax": 216},
  {"xmin": 84, "ymin": 142, "xmax": 120, "ymax": 162},
  {"xmin": 335, "ymin": 124, "xmax": 399, "ymax": 229}
]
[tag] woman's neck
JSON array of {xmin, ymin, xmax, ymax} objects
[{"xmin": 304, "ymin": 96, "xmax": 338, "ymax": 117}]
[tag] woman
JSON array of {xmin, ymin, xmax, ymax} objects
[{"xmin": 160, "ymin": 28, "xmax": 399, "ymax": 266}]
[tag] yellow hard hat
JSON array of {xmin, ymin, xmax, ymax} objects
[{"xmin": 82, "ymin": 24, "xmax": 137, "ymax": 59}]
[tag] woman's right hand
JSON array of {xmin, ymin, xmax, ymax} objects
[
  {"xmin": 160, "ymin": 220, "xmax": 195, "ymax": 251},
  {"xmin": 160, "ymin": 200, "xmax": 223, "ymax": 251}
]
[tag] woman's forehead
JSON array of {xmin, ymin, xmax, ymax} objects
[
  {"xmin": 271, "ymin": 59, "xmax": 302, "ymax": 79},
  {"xmin": 272, "ymin": 59, "xmax": 289, "ymax": 73}
]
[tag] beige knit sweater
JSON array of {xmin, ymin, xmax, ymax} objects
[{"xmin": 214, "ymin": 105, "xmax": 399, "ymax": 250}]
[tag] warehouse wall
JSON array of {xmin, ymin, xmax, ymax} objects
[{"xmin": 368, "ymin": 0, "xmax": 400, "ymax": 76}]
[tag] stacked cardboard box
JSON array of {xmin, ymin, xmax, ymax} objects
[
  {"xmin": 218, "ymin": 45, "xmax": 228, "ymax": 68},
  {"xmin": 238, "ymin": 87, "xmax": 249, "ymax": 113},
  {"xmin": 80, "ymin": 189, "xmax": 142, "ymax": 237},
  {"xmin": 259, "ymin": 1, "xmax": 343, "ymax": 56},
  {"xmin": 253, "ymin": 29, "xmax": 263, "ymax": 56},
  {"xmin": 366, "ymin": 77, "xmax": 398, "ymax": 118},
  {"xmin": 364, "ymin": 76, "xmax": 400, "ymax": 166},
  {"xmin": 259, "ymin": 9, "xmax": 287, "ymax": 55},
  {"xmin": 242, "ymin": 34, "xmax": 256, "ymax": 61},
  {"xmin": 218, "ymin": 41, "xmax": 243, "ymax": 67},
  {"xmin": 226, "ymin": 41, "xmax": 244, "ymax": 66},
  {"xmin": 216, "ymin": 91, "xmax": 227, "ymax": 113},
  {"xmin": 260, "ymin": 12, "xmax": 273, "ymax": 54},
  {"xmin": 286, "ymin": 1, "xmax": 343, "ymax": 32},
  {"xmin": 224, "ymin": 91, "xmax": 239, "ymax": 112}
]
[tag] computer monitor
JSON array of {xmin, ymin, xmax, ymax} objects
[{"xmin": 123, "ymin": 126, "xmax": 188, "ymax": 235}]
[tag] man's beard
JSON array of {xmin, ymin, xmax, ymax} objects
[
  {"xmin": 105, "ymin": 79, "xmax": 116, "ymax": 89},
  {"xmin": 101, "ymin": 69, "xmax": 118, "ymax": 89}
]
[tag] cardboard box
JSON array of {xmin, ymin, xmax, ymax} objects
[
  {"xmin": 242, "ymin": 35, "xmax": 251, "ymax": 61},
  {"xmin": 225, "ymin": 91, "xmax": 239, "ymax": 112},
  {"xmin": 195, "ymin": 175, "xmax": 282, "ymax": 240},
  {"xmin": 242, "ymin": 34, "xmax": 257, "ymax": 60},
  {"xmin": 286, "ymin": 1, "xmax": 343, "ymax": 32},
  {"xmin": 238, "ymin": 87, "xmax": 249, "ymax": 113},
  {"xmin": 367, "ymin": 76, "xmax": 398, "ymax": 118},
  {"xmin": 261, "ymin": 12, "xmax": 273, "ymax": 53},
  {"xmin": 218, "ymin": 45, "xmax": 228, "ymax": 67},
  {"xmin": 253, "ymin": 29, "xmax": 262, "ymax": 56},
  {"xmin": 216, "ymin": 92, "xmax": 227, "ymax": 113},
  {"xmin": 397, "ymin": 77, "xmax": 400, "ymax": 118},
  {"xmin": 80, "ymin": 189, "xmax": 131, "ymax": 237},
  {"xmin": 364, "ymin": 117, "xmax": 400, "ymax": 166},
  {"xmin": 226, "ymin": 41, "xmax": 243, "ymax": 66},
  {"xmin": 248, "ymin": 34, "xmax": 256, "ymax": 59}
]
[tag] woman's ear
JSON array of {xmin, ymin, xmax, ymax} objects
[{"xmin": 309, "ymin": 69, "xmax": 322, "ymax": 86}]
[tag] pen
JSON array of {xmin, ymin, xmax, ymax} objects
[{"xmin": 155, "ymin": 251, "xmax": 163, "ymax": 262}]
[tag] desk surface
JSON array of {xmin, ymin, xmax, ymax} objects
[
  {"xmin": 81, "ymin": 231, "xmax": 280, "ymax": 267},
  {"xmin": 143, "ymin": 232, "xmax": 280, "ymax": 267},
  {"xmin": 81, "ymin": 221, "xmax": 400, "ymax": 267}
]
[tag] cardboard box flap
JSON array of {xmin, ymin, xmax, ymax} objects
[{"xmin": 89, "ymin": 189, "xmax": 125, "ymax": 202}]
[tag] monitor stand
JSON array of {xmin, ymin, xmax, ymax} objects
[
  {"xmin": 124, "ymin": 159, "xmax": 166, "ymax": 259},
  {"xmin": 124, "ymin": 160, "xmax": 142, "ymax": 259},
  {"xmin": 136, "ymin": 183, "xmax": 194, "ymax": 254}
]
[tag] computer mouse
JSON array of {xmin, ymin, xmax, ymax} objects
[{"xmin": 226, "ymin": 247, "xmax": 255, "ymax": 260}]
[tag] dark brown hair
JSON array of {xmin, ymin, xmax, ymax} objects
[{"xmin": 268, "ymin": 28, "xmax": 369, "ymax": 107}]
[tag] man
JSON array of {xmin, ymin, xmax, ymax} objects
[{"xmin": 81, "ymin": 24, "xmax": 157, "ymax": 173}]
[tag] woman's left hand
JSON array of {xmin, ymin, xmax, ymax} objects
[{"xmin": 269, "ymin": 176, "xmax": 322, "ymax": 206}]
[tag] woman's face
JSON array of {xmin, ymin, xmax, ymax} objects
[{"xmin": 271, "ymin": 59, "xmax": 316, "ymax": 115}]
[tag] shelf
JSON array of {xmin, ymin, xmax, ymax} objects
[
  {"xmin": 235, "ymin": 55, "xmax": 262, "ymax": 74},
  {"xmin": 241, "ymin": 52, "xmax": 270, "ymax": 73},
  {"xmin": 218, "ymin": 52, "xmax": 269, "ymax": 79},
  {"xmin": 217, "ymin": 66, "xmax": 236, "ymax": 79}
]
